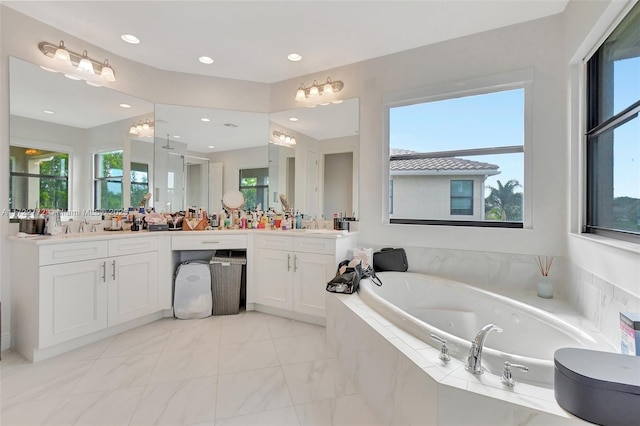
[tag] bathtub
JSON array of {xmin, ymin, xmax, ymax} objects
[{"xmin": 359, "ymin": 271, "xmax": 603, "ymax": 385}]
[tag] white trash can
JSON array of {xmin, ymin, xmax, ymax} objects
[{"xmin": 174, "ymin": 260, "xmax": 212, "ymax": 319}]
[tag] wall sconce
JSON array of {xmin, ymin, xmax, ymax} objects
[
  {"xmin": 129, "ymin": 119, "xmax": 154, "ymax": 137},
  {"xmin": 294, "ymin": 77, "xmax": 344, "ymax": 101},
  {"xmin": 38, "ymin": 40, "xmax": 116, "ymax": 83},
  {"xmin": 272, "ymin": 130, "xmax": 296, "ymax": 145}
]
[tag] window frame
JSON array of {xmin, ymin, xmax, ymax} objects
[
  {"xmin": 450, "ymin": 179, "xmax": 474, "ymax": 216},
  {"xmin": 584, "ymin": 2, "xmax": 640, "ymax": 244},
  {"xmin": 8, "ymin": 139, "xmax": 73, "ymax": 218},
  {"xmin": 238, "ymin": 167, "xmax": 269, "ymax": 211},
  {"xmin": 382, "ymin": 69, "xmax": 534, "ymax": 228}
]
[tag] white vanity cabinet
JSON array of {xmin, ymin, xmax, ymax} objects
[
  {"xmin": 253, "ymin": 233, "xmax": 356, "ymax": 321},
  {"xmin": 11, "ymin": 235, "xmax": 162, "ymax": 361}
]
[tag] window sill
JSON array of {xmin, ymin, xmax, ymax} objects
[{"xmin": 569, "ymin": 232, "xmax": 640, "ymax": 255}]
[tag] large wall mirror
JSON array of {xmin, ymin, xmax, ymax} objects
[
  {"xmin": 8, "ymin": 56, "xmax": 154, "ymax": 218},
  {"xmin": 269, "ymin": 98, "xmax": 359, "ymax": 219},
  {"xmin": 153, "ymin": 105, "xmax": 269, "ymax": 213}
]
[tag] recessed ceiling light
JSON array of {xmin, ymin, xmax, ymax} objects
[
  {"xmin": 289, "ymin": 117, "xmax": 298, "ymax": 122},
  {"xmin": 43, "ymin": 110, "xmax": 55, "ymax": 114},
  {"xmin": 287, "ymin": 53, "xmax": 302, "ymax": 62},
  {"xmin": 201, "ymin": 118, "xmax": 211, "ymax": 122},
  {"xmin": 199, "ymin": 56, "xmax": 214, "ymax": 64},
  {"xmin": 173, "ymin": 135, "xmax": 181, "ymax": 138},
  {"xmin": 39, "ymin": 66, "xmax": 57, "ymax": 73},
  {"xmin": 121, "ymin": 34, "xmax": 140, "ymax": 44},
  {"xmin": 119, "ymin": 103, "xmax": 132, "ymax": 108},
  {"xmin": 64, "ymin": 74, "xmax": 81, "ymax": 81},
  {"xmin": 208, "ymin": 145, "xmax": 215, "ymax": 149}
]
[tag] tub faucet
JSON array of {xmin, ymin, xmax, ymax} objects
[{"xmin": 465, "ymin": 323, "xmax": 503, "ymax": 375}]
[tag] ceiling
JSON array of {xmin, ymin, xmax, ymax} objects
[
  {"xmin": 6, "ymin": 1, "xmax": 569, "ymax": 152},
  {"xmin": 4, "ymin": 1, "xmax": 570, "ymax": 84}
]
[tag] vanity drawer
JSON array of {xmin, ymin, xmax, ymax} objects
[
  {"xmin": 254, "ymin": 235, "xmax": 293, "ymax": 250},
  {"xmin": 39, "ymin": 241, "xmax": 109, "ymax": 266},
  {"xmin": 109, "ymin": 236, "xmax": 158, "ymax": 256},
  {"xmin": 171, "ymin": 234, "xmax": 247, "ymax": 250},
  {"xmin": 293, "ymin": 237, "xmax": 336, "ymax": 255}
]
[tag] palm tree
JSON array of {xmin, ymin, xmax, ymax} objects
[{"xmin": 485, "ymin": 179, "xmax": 523, "ymax": 221}]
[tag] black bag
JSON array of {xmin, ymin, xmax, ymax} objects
[
  {"xmin": 326, "ymin": 260, "xmax": 361, "ymax": 294},
  {"xmin": 373, "ymin": 248, "xmax": 408, "ymax": 272}
]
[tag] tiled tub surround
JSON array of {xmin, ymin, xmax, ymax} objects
[
  {"xmin": 358, "ymin": 272, "xmax": 610, "ymax": 386},
  {"xmin": 366, "ymin": 245, "xmax": 639, "ymax": 351},
  {"xmin": 327, "ymin": 291, "xmax": 609, "ymax": 425}
]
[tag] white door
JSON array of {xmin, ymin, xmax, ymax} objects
[
  {"xmin": 108, "ymin": 252, "xmax": 158, "ymax": 326},
  {"xmin": 292, "ymin": 252, "xmax": 335, "ymax": 317},
  {"xmin": 39, "ymin": 259, "xmax": 108, "ymax": 347},
  {"xmin": 256, "ymin": 248, "xmax": 293, "ymax": 310}
]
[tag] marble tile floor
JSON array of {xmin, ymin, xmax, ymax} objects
[{"xmin": 0, "ymin": 311, "xmax": 383, "ymax": 426}]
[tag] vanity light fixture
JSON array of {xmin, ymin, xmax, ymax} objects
[
  {"xmin": 272, "ymin": 130, "xmax": 296, "ymax": 145},
  {"xmin": 39, "ymin": 40, "xmax": 117, "ymax": 82},
  {"xmin": 294, "ymin": 77, "xmax": 343, "ymax": 101},
  {"xmin": 129, "ymin": 119, "xmax": 154, "ymax": 137}
]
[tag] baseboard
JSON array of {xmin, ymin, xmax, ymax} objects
[{"xmin": 1, "ymin": 332, "xmax": 10, "ymax": 352}]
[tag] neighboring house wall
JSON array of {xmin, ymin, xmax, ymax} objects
[{"xmin": 390, "ymin": 174, "xmax": 487, "ymax": 220}]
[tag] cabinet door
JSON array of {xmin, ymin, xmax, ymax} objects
[
  {"xmin": 292, "ymin": 252, "xmax": 335, "ymax": 317},
  {"xmin": 39, "ymin": 259, "xmax": 108, "ymax": 347},
  {"xmin": 108, "ymin": 252, "xmax": 158, "ymax": 326},
  {"xmin": 255, "ymin": 248, "xmax": 293, "ymax": 310}
]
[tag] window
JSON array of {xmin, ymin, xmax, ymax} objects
[
  {"xmin": 130, "ymin": 162, "xmax": 149, "ymax": 206},
  {"xmin": 9, "ymin": 146, "xmax": 69, "ymax": 213},
  {"xmin": 586, "ymin": 3, "xmax": 640, "ymax": 243},
  {"xmin": 239, "ymin": 168, "xmax": 269, "ymax": 210},
  {"xmin": 387, "ymin": 86, "xmax": 525, "ymax": 227},
  {"xmin": 94, "ymin": 151, "xmax": 150, "ymax": 210},
  {"xmin": 94, "ymin": 151, "xmax": 123, "ymax": 210},
  {"xmin": 451, "ymin": 180, "xmax": 473, "ymax": 215}
]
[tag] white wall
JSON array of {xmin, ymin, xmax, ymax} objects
[{"xmin": 390, "ymin": 174, "xmax": 486, "ymax": 221}]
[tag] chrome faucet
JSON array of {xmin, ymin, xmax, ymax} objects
[
  {"xmin": 78, "ymin": 219, "xmax": 86, "ymax": 233},
  {"xmin": 309, "ymin": 217, "xmax": 319, "ymax": 229},
  {"xmin": 64, "ymin": 224, "xmax": 72, "ymax": 234},
  {"xmin": 465, "ymin": 323, "xmax": 503, "ymax": 375}
]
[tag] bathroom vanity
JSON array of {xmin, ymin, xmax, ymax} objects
[{"xmin": 9, "ymin": 229, "xmax": 357, "ymax": 362}]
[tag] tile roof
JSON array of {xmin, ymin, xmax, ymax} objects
[{"xmin": 390, "ymin": 148, "xmax": 499, "ymax": 172}]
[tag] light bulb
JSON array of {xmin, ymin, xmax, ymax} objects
[
  {"xmin": 53, "ymin": 41, "xmax": 71, "ymax": 64},
  {"xmin": 323, "ymin": 81, "xmax": 334, "ymax": 95},
  {"xmin": 295, "ymin": 86, "xmax": 306, "ymax": 101},
  {"xmin": 285, "ymin": 136, "xmax": 291, "ymax": 143},
  {"xmin": 136, "ymin": 124, "xmax": 143, "ymax": 132},
  {"xmin": 142, "ymin": 121, "xmax": 150, "ymax": 131},
  {"xmin": 100, "ymin": 60, "xmax": 116, "ymax": 82},
  {"xmin": 77, "ymin": 51, "xmax": 95, "ymax": 74},
  {"xmin": 290, "ymin": 137, "xmax": 296, "ymax": 145},
  {"xmin": 129, "ymin": 125, "xmax": 137, "ymax": 134},
  {"xmin": 279, "ymin": 133, "xmax": 285, "ymax": 141},
  {"xmin": 309, "ymin": 82, "xmax": 320, "ymax": 97}
]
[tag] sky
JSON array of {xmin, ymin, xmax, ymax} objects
[
  {"xmin": 389, "ymin": 88, "xmax": 525, "ymax": 193},
  {"xmin": 389, "ymin": 58, "xmax": 640, "ymax": 200}
]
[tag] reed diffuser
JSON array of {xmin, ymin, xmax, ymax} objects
[{"xmin": 535, "ymin": 256, "xmax": 554, "ymax": 298}]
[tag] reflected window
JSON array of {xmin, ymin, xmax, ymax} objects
[
  {"xmin": 586, "ymin": 2, "xmax": 640, "ymax": 243},
  {"xmin": 131, "ymin": 162, "xmax": 149, "ymax": 206},
  {"xmin": 387, "ymin": 88, "xmax": 525, "ymax": 227},
  {"xmin": 239, "ymin": 168, "xmax": 269, "ymax": 210},
  {"xmin": 94, "ymin": 150, "xmax": 123, "ymax": 210},
  {"xmin": 9, "ymin": 146, "xmax": 69, "ymax": 213},
  {"xmin": 94, "ymin": 151, "xmax": 150, "ymax": 209}
]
